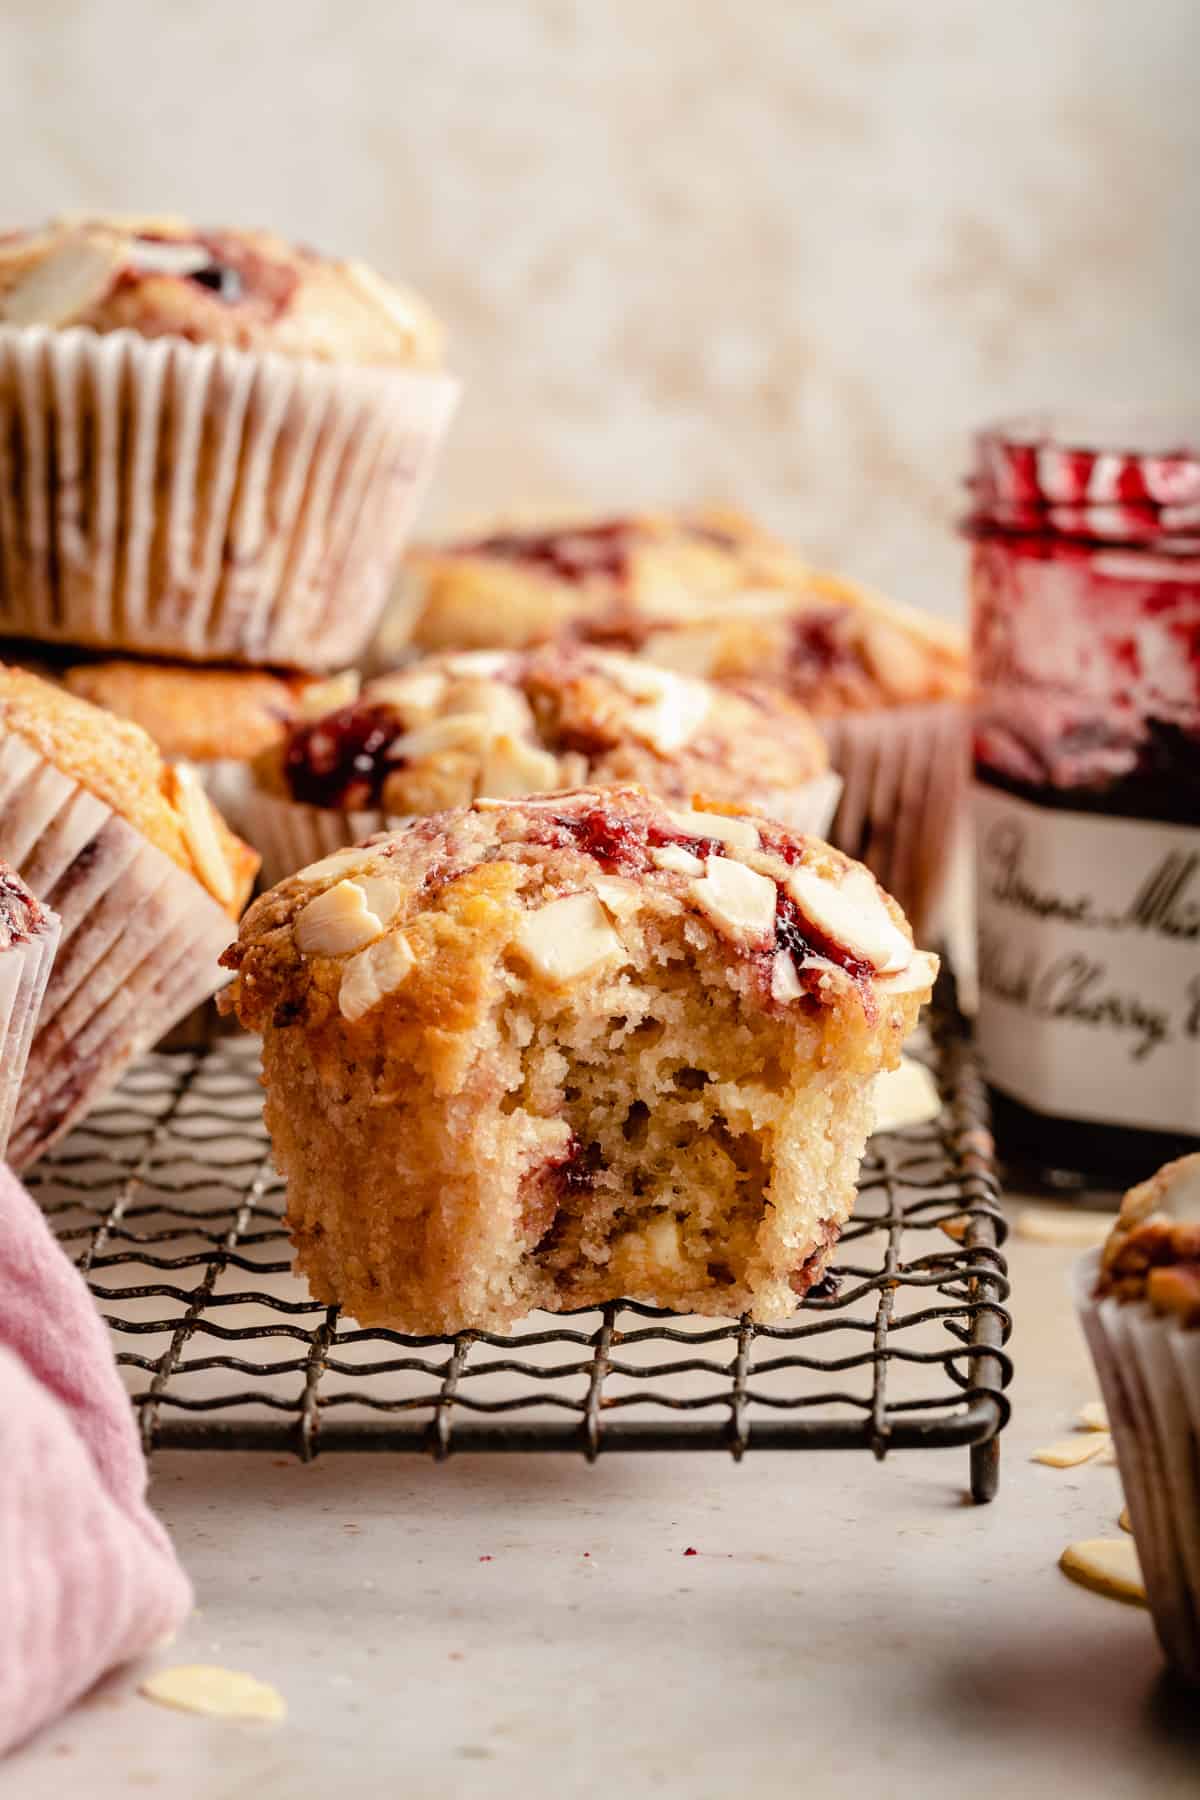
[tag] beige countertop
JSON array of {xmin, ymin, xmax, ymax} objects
[{"xmin": 9, "ymin": 1214, "xmax": 1198, "ymax": 1799}]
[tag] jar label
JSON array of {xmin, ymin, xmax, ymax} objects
[{"xmin": 974, "ymin": 782, "xmax": 1200, "ymax": 1133}]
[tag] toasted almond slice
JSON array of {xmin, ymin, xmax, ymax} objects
[
  {"xmin": 689, "ymin": 855, "xmax": 777, "ymax": 942},
  {"xmin": 592, "ymin": 875, "xmax": 642, "ymax": 922},
  {"xmin": 295, "ymin": 880, "xmax": 383, "ymax": 957},
  {"xmin": 297, "ymin": 671, "xmax": 360, "ymax": 719},
  {"xmin": 390, "ymin": 711, "xmax": 496, "ymax": 759},
  {"xmin": 770, "ymin": 950, "xmax": 805, "ymax": 1003},
  {"xmin": 339, "ymin": 932, "xmax": 416, "ymax": 1022},
  {"xmin": 172, "ymin": 764, "xmax": 235, "ymax": 908},
  {"xmin": 786, "ymin": 864, "xmax": 910, "ymax": 974},
  {"xmin": 139, "ymin": 1664, "xmax": 286, "ymax": 1721},
  {"xmin": 873, "ymin": 949, "xmax": 939, "ymax": 996},
  {"xmin": 513, "ymin": 892, "xmax": 623, "ymax": 983},
  {"xmin": 356, "ymin": 876, "xmax": 405, "ymax": 930},
  {"xmin": 1119, "ymin": 1505, "xmax": 1132, "ymax": 1533},
  {"xmin": 478, "ymin": 735, "xmax": 560, "ymax": 798},
  {"xmin": 1015, "ymin": 1207, "xmax": 1113, "ymax": 1248},
  {"xmin": 128, "ymin": 238, "xmax": 211, "ymax": 276},
  {"xmin": 1033, "ymin": 1435, "xmax": 1111, "ymax": 1468},
  {"xmin": 295, "ymin": 847, "xmax": 368, "ymax": 885},
  {"xmin": 2, "ymin": 233, "xmax": 127, "ymax": 326},
  {"xmin": 1077, "ymin": 1401, "xmax": 1110, "ymax": 1432},
  {"xmin": 667, "ymin": 806, "xmax": 759, "ymax": 852},
  {"xmin": 367, "ymin": 668, "xmax": 446, "ymax": 713},
  {"xmin": 652, "ymin": 844, "xmax": 705, "ymax": 878},
  {"xmin": 1059, "ymin": 1538, "xmax": 1146, "ymax": 1606}
]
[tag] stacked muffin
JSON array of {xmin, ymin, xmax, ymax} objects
[
  {"xmin": 0, "ymin": 214, "xmax": 456, "ymax": 1156},
  {"xmin": 397, "ymin": 506, "xmax": 969, "ymax": 936},
  {"xmin": 242, "ymin": 643, "xmax": 841, "ymax": 886}
]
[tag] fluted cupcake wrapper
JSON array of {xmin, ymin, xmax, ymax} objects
[
  {"xmin": 239, "ymin": 788, "xmax": 409, "ymax": 890},
  {"xmin": 0, "ymin": 325, "xmax": 459, "ymax": 672},
  {"xmin": 0, "ymin": 912, "xmax": 60, "ymax": 1162},
  {"xmin": 0, "ymin": 732, "xmax": 238, "ymax": 1168},
  {"xmin": 1074, "ymin": 1251, "xmax": 1200, "ymax": 1687},
  {"xmin": 240, "ymin": 771, "xmax": 844, "ymax": 892},
  {"xmin": 819, "ymin": 701, "xmax": 966, "ymax": 942}
]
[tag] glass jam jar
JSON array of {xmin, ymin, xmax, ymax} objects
[{"xmin": 966, "ymin": 418, "xmax": 1200, "ymax": 1194}]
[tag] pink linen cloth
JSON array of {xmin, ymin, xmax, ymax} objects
[{"xmin": 0, "ymin": 1161, "xmax": 192, "ymax": 1756}]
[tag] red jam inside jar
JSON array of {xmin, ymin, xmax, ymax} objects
[{"xmin": 966, "ymin": 418, "xmax": 1200, "ymax": 1194}]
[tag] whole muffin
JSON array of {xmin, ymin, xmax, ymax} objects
[
  {"xmin": 224, "ymin": 784, "xmax": 937, "ymax": 1332},
  {"xmin": 244, "ymin": 644, "xmax": 839, "ymax": 885},
  {"xmin": 397, "ymin": 507, "xmax": 969, "ymax": 935},
  {"xmin": 0, "ymin": 215, "xmax": 458, "ymax": 669},
  {"xmin": 1076, "ymin": 1156, "xmax": 1200, "ymax": 1687},
  {"xmin": 0, "ymin": 663, "xmax": 258, "ymax": 1165},
  {"xmin": 0, "ymin": 860, "xmax": 60, "ymax": 1162},
  {"xmin": 59, "ymin": 657, "xmax": 358, "ymax": 828}
]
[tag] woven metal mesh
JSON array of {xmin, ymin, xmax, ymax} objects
[{"xmin": 31, "ymin": 985, "xmax": 1012, "ymax": 1498}]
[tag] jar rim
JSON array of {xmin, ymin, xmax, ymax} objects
[{"xmin": 966, "ymin": 414, "xmax": 1200, "ymax": 549}]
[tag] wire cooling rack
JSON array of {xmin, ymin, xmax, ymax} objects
[{"xmin": 29, "ymin": 976, "xmax": 1011, "ymax": 1501}]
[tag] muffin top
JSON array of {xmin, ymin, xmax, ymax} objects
[
  {"xmin": 60, "ymin": 660, "xmax": 359, "ymax": 765},
  {"xmin": 258, "ymin": 645, "xmax": 830, "ymax": 823},
  {"xmin": 1096, "ymin": 1154, "xmax": 1200, "ymax": 1327},
  {"xmin": 225, "ymin": 783, "xmax": 936, "ymax": 1043},
  {"xmin": 0, "ymin": 215, "xmax": 444, "ymax": 366},
  {"xmin": 0, "ymin": 858, "xmax": 52, "ymax": 952},
  {"xmin": 0, "ymin": 664, "xmax": 258, "ymax": 914},
  {"xmin": 403, "ymin": 506, "xmax": 968, "ymax": 713}
]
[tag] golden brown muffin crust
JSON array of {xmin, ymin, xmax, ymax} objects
[
  {"xmin": 258, "ymin": 645, "xmax": 829, "ymax": 824},
  {"xmin": 224, "ymin": 786, "xmax": 936, "ymax": 1331},
  {"xmin": 0, "ymin": 216, "xmax": 444, "ymax": 367},
  {"xmin": 402, "ymin": 506, "xmax": 968, "ymax": 712},
  {"xmin": 0, "ymin": 663, "xmax": 258, "ymax": 913},
  {"xmin": 62, "ymin": 660, "xmax": 358, "ymax": 764}
]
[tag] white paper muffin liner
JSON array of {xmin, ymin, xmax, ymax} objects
[
  {"xmin": 0, "ymin": 325, "xmax": 458, "ymax": 671},
  {"xmin": 241, "ymin": 771, "xmax": 843, "ymax": 892},
  {"xmin": 0, "ymin": 731, "xmax": 239, "ymax": 1168},
  {"xmin": 1074, "ymin": 1250, "xmax": 1200, "ymax": 1686},
  {"xmin": 0, "ymin": 909, "xmax": 60, "ymax": 1162},
  {"xmin": 819, "ymin": 701, "xmax": 966, "ymax": 941}
]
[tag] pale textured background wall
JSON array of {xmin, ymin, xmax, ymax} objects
[{"xmin": 2, "ymin": 0, "xmax": 1195, "ymax": 617}]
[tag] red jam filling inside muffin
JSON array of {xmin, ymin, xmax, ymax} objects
[{"xmin": 283, "ymin": 701, "xmax": 406, "ymax": 809}]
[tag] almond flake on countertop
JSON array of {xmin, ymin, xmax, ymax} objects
[
  {"xmin": 1014, "ymin": 1207, "xmax": 1113, "ymax": 1248},
  {"xmin": 1119, "ymin": 1506, "xmax": 1132, "ymax": 1533},
  {"xmin": 1032, "ymin": 1435, "xmax": 1112, "ymax": 1468},
  {"xmin": 871, "ymin": 1055, "xmax": 940, "ymax": 1133},
  {"xmin": 1059, "ymin": 1539, "xmax": 1146, "ymax": 1606},
  {"xmin": 1076, "ymin": 1401, "xmax": 1109, "ymax": 1432},
  {"xmin": 139, "ymin": 1664, "xmax": 286, "ymax": 1721}
]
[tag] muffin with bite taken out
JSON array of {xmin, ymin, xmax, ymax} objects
[{"xmin": 223, "ymin": 783, "xmax": 937, "ymax": 1333}]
